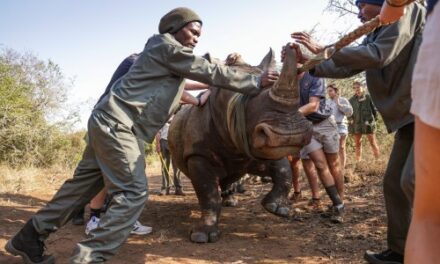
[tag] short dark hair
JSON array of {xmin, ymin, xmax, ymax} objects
[{"xmin": 327, "ymin": 84, "xmax": 339, "ymax": 93}]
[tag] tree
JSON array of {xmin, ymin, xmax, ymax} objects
[
  {"xmin": 0, "ymin": 48, "xmax": 84, "ymax": 167},
  {"xmin": 326, "ymin": 0, "xmax": 358, "ymax": 17}
]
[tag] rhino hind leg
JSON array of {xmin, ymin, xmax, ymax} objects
[{"xmin": 187, "ymin": 157, "xmax": 224, "ymax": 243}]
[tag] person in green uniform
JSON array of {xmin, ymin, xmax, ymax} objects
[
  {"xmin": 290, "ymin": 0, "xmax": 425, "ymax": 262},
  {"xmin": 5, "ymin": 7, "xmax": 279, "ymax": 264},
  {"xmin": 348, "ymin": 80, "xmax": 380, "ymax": 162}
]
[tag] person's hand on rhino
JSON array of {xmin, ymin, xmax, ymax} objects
[
  {"xmin": 290, "ymin": 32, "xmax": 324, "ymax": 55},
  {"xmin": 225, "ymin": 52, "xmax": 244, "ymax": 66},
  {"xmin": 281, "ymin": 42, "xmax": 309, "ymax": 64},
  {"xmin": 260, "ymin": 70, "xmax": 280, "ymax": 88}
]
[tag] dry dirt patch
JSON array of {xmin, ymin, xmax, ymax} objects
[{"xmin": 0, "ymin": 161, "xmax": 388, "ymax": 263}]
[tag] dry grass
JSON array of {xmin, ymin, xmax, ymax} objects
[
  {"xmin": 0, "ymin": 160, "xmax": 164, "ymax": 196},
  {"xmin": 0, "ymin": 165, "xmax": 67, "ymax": 195}
]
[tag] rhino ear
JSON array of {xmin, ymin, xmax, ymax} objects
[{"xmin": 257, "ymin": 48, "xmax": 276, "ymax": 71}]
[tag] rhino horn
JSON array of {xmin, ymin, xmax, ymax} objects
[
  {"xmin": 269, "ymin": 45, "xmax": 299, "ymax": 106},
  {"xmin": 257, "ymin": 48, "xmax": 276, "ymax": 72}
]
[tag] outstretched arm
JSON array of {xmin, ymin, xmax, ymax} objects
[
  {"xmin": 379, "ymin": 0, "xmax": 414, "ymax": 24},
  {"xmin": 154, "ymin": 44, "xmax": 278, "ymax": 95}
]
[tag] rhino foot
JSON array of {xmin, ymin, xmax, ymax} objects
[
  {"xmin": 222, "ymin": 195, "xmax": 238, "ymax": 207},
  {"xmin": 263, "ymin": 202, "xmax": 290, "ymax": 217},
  {"xmin": 190, "ymin": 229, "xmax": 220, "ymax": 243}
]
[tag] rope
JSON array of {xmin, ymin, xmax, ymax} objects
[
  {"xmin": 226, "ymin": 93, "xmax": 256, "ymax": 159},
  {"xmin": 158, "ymin": 152, "xmax": 174, "ymax": 186},
  {"xmin": 299, "ymin": 16, "xmax": 382, "ymax": 73}
]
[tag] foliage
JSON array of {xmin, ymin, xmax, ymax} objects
[
  {"xmin": 0, "ymin": 48, "xmax": 84, "ymax": 168},
  {"xmin": 326, "ymin": 0, "xmax": 358, "ymax": 17},
  {"xmin": 326, "ymin": 76, "xmax": 395, "ymax": 155}
]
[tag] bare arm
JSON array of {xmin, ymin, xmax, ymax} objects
[
  {"xmin": 155, "ymin": 133, "xmax": 161, "ymax": 153},
  {"xmin": 298, "ymin": 96, "xmax": 320, "ymax": 116},
  {"xmin": 180, "ymin": 90, "xmax": 200, "ymax": 105},
  {"xmin": 337, "ymin": 97, "xmax": 354, "ymax": 117},
  {"xmin": 379, "ymin": 0, "xmax": 414, "ymax": 24}
]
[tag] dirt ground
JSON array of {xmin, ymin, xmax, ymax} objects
[{"xmin": 0, "ymin": 161, "xmax": 388, "ymax": 264}]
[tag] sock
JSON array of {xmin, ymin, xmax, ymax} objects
[
  {"xmin": 325, "ymin": 185, "xmax": 343, "ymax": 206},
  {"xmin": 90, "ymin": 208, "xmax": 101, "ymax": 219}
]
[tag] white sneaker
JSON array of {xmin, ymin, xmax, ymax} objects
[
  {"xmin": 130, "ymin": 220, "xmax": 152, "ymax": 235},
  {"xmin": 85, "ymin": 216, "xmax": 100, "ymax": 235}
]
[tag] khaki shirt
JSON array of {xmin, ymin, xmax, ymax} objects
[
  {"xmin": 95, "ymin": 33, "xmax": 261, "ymax": 142},
  {"xmin": 313, "ymin": 3, "xmax": 426, "ymax": 133}
]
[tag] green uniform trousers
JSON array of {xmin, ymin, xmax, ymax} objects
[
  {"xmin": 32, "ymin": 110, "xmax": 148, "ymax": 263},
  {"xmin": 384, "ymin": 122, "xmax": 414, "ymax": 255}
]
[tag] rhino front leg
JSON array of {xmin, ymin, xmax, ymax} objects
[
  {"xmin": 250, "ymin": 159, "xmax": 291, "ymax": 217},
  {"xmin": 187, "ymin": 156, "xmax": 224, "ymax": 243}
]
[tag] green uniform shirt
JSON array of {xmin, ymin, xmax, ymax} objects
[
  {"xmin": 95, "ymin": 33, "xmax": 261, "ymax": 142},
  {"xmin": 313, "ymin": 3, "xmax": 426, "ymax": 133}
]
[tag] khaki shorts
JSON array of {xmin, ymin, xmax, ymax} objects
[{"xmin": 300, "ymin": 116, "xmax": 340, "ymax": 159}]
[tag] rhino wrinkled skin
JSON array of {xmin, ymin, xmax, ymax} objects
[{"xmin": 168, "ymin": 48, "xmax": 312, "ymax": 243}]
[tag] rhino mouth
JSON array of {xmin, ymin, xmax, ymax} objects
[{"xmin": 252, "ymin": 123, "xmax": 309, "ymax": 150}]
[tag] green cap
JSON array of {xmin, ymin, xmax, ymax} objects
[{"xmin": 158, "ymin": 7, "xmax": 202, "ymax": 34}]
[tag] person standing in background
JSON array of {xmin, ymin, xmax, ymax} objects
[
  {"xmin": 156, "ymin": 119, "xmax": 185, "ymax": 196},
  {"xmin": 348, "ymin": 81, "xmax": 380, "ymax": 162},
  {"xmin": 326, "ymin": 84, "xmax": 353, "ymax": 174}
]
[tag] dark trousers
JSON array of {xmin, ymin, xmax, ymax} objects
[
  {"xmin": 384, "ymin": 122, "xmax": 414, "ymax": 254},
  {"xmin": 159, "ymin": 139, "xmax": 182, "ymax": 189}
]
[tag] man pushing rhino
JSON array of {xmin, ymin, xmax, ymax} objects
[{"xmin": 5, "ymin": 7, "xmax": 279, "ymax": 263}]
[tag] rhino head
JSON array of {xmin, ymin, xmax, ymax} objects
[{"xmin": 229, "ymin": 48, "xmax": 312, "ymax": 160}]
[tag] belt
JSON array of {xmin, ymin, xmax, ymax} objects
[{"xmin": 311, "ymin": 117, "xmax": 329, "ymax": 124}]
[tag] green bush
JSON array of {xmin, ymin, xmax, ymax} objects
[{"xmin": 0, "ymin": 48, "xmax": 84, "ymax": 168}]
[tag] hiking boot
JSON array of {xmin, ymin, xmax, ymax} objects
[
  {"xmin": 5, "ymin": 219, "xmax": 55, "ymax": 264},
  {"xmin": 174, "ymin": 187, "xmax": 186, "ymax": 196},
  {"xmin": 71, "ymin": 208, "xmax": 85, "ymax": 226},
  {"xmin": 329, "ymin": 204, "xmax": 345, "ymax": 223},
  {"xmin": 364, "ymin": 249, "xmax": 403, "ymax": 264},
  {"xmin": 130, "ymin": 221, "xmax": 153, "ymax": 235}
]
